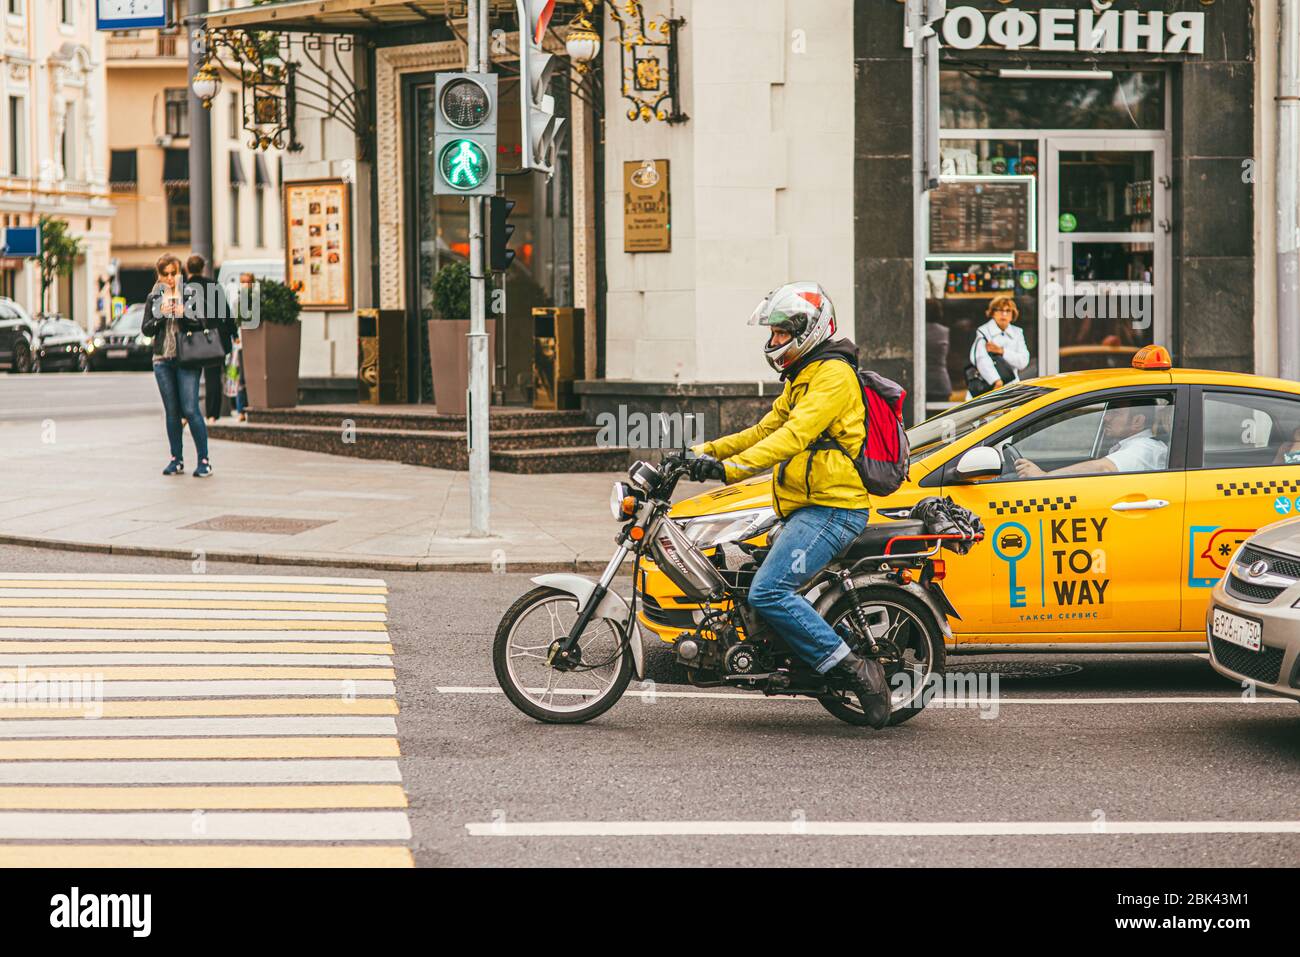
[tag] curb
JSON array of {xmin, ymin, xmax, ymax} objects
[{"xmin": 0, "ymin": 533, "xmax": 610, "ymax": 574}]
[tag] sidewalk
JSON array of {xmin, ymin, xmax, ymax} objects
[{"xmin": 0, "ymin": 413, "xmax": 707, "ymax": 571}]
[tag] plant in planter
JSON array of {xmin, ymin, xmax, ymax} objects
[
  {"xmin": 240, "ymin": 278, "xmax": 304, "ymax": 410},
  {"xmin": 427, "ymin": 261, "xmax": 494, "ymax": 415}
]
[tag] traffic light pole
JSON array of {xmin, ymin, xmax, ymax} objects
[{"xmin": 466, "ymin": 0, "xmax": 491, "ymax": 536}]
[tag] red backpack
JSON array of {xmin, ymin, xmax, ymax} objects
[{"xmin": 805, "ymin": 355, "xmax": 911, "ymax": 497}]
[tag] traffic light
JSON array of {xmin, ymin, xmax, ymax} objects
[
  {"xmin": 433, "ymin": 72, "xmax": 497, "ymax": 196},
  {"xmin": 489, "ymin": 197, "xmax": 516, "ymax": 272},
  {"xmin": 516, "ymin": 0, "xmax": 565, "ymax": 176}
]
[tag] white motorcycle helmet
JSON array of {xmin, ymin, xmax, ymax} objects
[{"xmin": 749, "ymin": 281, "xmax": 837, "ymax": 373}]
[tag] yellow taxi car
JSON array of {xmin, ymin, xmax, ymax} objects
[{"xmin": 637, "ymin": 347, "xmax": 1300, "ymax": 652}]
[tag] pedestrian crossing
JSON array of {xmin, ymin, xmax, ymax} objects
[{"xmin": 0, "ymin": 573, "xmax": 412, "ymax": 867}]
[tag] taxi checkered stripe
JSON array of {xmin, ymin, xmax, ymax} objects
[
  {"xmin": 1216, "ymin": 479, "xmax": 1300, "ymax": 497},
  {"xmin": 989, "ymin": 495, "xmax": 1077, "ymax": 516}
]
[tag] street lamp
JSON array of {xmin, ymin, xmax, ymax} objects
[
  {"xmin": 566, "ymin": 22, "xmax": 601, "ymax": 73},
  {"xmin": 191, "ymin": 61, "xmax": 222, "ymax": 108}
]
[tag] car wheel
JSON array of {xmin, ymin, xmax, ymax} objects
[{"xmin": 9, "ymin": 340, "xmax": 31, "ymax": 374}]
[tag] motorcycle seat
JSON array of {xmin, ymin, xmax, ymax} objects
[{"xmin": 838, "ymin": 519, "xmax": 930, "ymax": 561}]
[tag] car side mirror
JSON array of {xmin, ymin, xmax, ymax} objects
[{"xmin": 953, "ymin": 446, "xmax": 1002, "ymax": 482}]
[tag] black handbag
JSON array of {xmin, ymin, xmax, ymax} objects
[
  {"xmin": 962, "ymin": 330, "xmax": 1015, "ymax": 397},
  {"xmin": 176, "ymin": 326, "xmax": 226, "ymax": 369}
]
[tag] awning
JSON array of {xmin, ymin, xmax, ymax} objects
[
  {"xmin": 162, "ymin": 148, "xmax": 189, "ymax": 187},
  {"xmin": 229, "ymin": 153, "xmax": 248, "ymax": 187},
  {"xmin": 201, "ymin": 0, "xmax": 528, "ymax": 33},
  {"xmin": 109, "ymin": 149, "xmax": 137, "ymax": 188},
  {"xmin": 254, "ymin": 153, "xmax": 272, "ymax": 188}
]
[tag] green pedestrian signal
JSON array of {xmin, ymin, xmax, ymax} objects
[
  {"xmin": 433, "ymin": 73, "xmax": 497, "ymax": 197},
  {"xmin": 440, "ymin": 139, "xmax": 489, "ymax": 191}
]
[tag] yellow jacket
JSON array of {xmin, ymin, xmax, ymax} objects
[{"xmin": 693, "ymin": 352, "xmax": 870, "ymax": 517}]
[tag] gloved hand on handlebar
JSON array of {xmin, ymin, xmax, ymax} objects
[{"xmin": 687, "ymin": 453, "xmax": 726, "ymax": 483}]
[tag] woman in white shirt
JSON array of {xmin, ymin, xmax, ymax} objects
[{"xmin": 967, "ymin": 295, "xmax": 1030, "ymax": 398}]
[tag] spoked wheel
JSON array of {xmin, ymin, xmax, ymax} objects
[
  {"xmin": 818, "ymin": 586, "xmax": 945, "ymax": 727},
  {"xmin": 492, "ymin": 586, "xmax": 634, "ymax": 724},
  {"xmin": 10, "ymin": 341, "xmax": 31, "ymax": 374}
]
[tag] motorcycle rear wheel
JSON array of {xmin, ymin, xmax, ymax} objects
[
  {"xmin": 493, "ymin": 586, "xmax": 634, "ymax": 724},
  {"xmin": 818, "ymin": 586, "xmax": 945, "ymax": 728}
]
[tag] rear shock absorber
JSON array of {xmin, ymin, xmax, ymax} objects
[{"xmin": 837, "ymin": 570, "xmax": 880, "ymax": 654}]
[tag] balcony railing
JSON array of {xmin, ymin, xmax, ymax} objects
[{"xmin": 106, "ymin": 31, "xmax": 183, "ymax": 61}]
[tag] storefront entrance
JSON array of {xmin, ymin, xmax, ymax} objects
[
  {"xmin": 924, "ymin": 70, "xmax": 1171, "ymax": 414},
  {"xmin": 1044, "ymin": 139, "xmax": 1168, "ymax": 375}
]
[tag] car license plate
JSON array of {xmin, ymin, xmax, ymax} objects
[
  {"xmin": 1212, "ymin": 608, "xmax": 1261, "ymax": 652},
  {"xmin": 107, "ymin": 349, "xmax": 127, "ymax": 358}
]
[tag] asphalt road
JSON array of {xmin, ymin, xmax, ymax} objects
[
  {"xmin": 0, "ymin": 370, "xmax": 159, "ymax": 422},
  {"xmin": 1, "ymin": 543, "xmax": 1295, "ymax": 868}
]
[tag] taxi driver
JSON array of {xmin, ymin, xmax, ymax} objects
[{"xmin": 1014, "ymin": 399, "xmax": 1169, "ymax": 478}]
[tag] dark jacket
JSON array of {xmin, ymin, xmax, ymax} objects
[{"xmin": 142, "ymin": 277, "xmax": 233, "ymax": 359}]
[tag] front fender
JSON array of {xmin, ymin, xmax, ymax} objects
[{"xmin": 530, "ymin": 573, "xmax": 644, "ymax": 679}]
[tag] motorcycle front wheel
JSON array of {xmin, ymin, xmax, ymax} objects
[
  {"xmin": 818, "ymin": 586, "xmax": 946, "ymax": 728},
  {"xmin": 493, "ymin": 586, "xmax": 634, "ymax": 724}
]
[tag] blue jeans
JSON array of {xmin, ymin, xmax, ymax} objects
[
  {"xmin": 153, "ymin": 359, "xmax": 209, "ymax": 462},
  {"xmin": 748, "ymin": 505, "xmax": 870, "ymax": 673}
]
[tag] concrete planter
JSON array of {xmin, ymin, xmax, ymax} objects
[
  {"xmin": 427, "ymin": 318, "xmax": 495, "ymax": 415},
  {"xmin": 242, "ymin": 321, "xmax": 302, "ymax": 409}
]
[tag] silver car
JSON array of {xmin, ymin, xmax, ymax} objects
[{"xmin": 1207, "ymin": 517, "xmax": 1300, "ymax": 702}]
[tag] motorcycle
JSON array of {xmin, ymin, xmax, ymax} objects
[{"xmin": 492, "ymin": 454, "xmax": 982, "ymax": 726}]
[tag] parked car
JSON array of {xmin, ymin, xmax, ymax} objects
[
  {"xmin": 640, "ymin": 346, "xmax": 1300, "ymax": 654},
  {"xmin": 32, "ymin": 315, "xmax": 92, "ymax": 373},
  {"xmin": 89, "ymin": 304, "xmax": 153, "ymax": 370},
  {"xmin": 0, "ymin": 297, "xmax": 38, "ymax": 373},
  {"xmin": 1207, "ymin": 518, "xmax": 1300, "ymax": 702}
]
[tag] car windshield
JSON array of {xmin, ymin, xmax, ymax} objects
[
  {"xmin": 112, "ymin": 308, "xmax": 144, "ymax": 334},
  {"xmin": 907, "ymin": 385, "xmax": 1051, "ymax": 464}
]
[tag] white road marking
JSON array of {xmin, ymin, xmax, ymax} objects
[
  {"xmin": 0, "ymin": 717, "xmax": 398, "ymax": 738},
  {"xmin": 0, "ymin": 760, "xmax": 404, "ymax": 784},
  {"xmin": 436, "ymin": 685, "xmax": 1293, "ymax": 705},
  {"xmin": 467, "ymin": 819, "xmax": 1300, "ymax": 837},
  {"xmin": 0, "ymin": 811, "xmax": 411, "ymax": 840},
  {"xmin": 0, "ymin": 653, "xmax": 393, "ymax": 666},
  {"xmin": 38, "ymin": 680, "xmax": 397, "ymax": 697}
]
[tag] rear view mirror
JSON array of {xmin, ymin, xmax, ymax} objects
[{"xmin": 953, "ymin": 446, "xmax": 1002, "ymax": 481}]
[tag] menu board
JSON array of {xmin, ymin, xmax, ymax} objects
[
  {"xmin": 929, "ymin": 179, "xmax": 1032, "ymax": 256},
  {"xmin": 284, "ymin": 179, "xmax": 352, "ymax": 311}
]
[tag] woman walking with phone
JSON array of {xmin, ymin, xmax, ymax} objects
[{"xmin": 142, "ymin": 254, "xmax": 214, "ymax": 477}]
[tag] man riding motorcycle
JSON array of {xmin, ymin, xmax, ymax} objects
[{"xmin": 684, "ymin": 281, "xmax": 893, "ymax": 728}]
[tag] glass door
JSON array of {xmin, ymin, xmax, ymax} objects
[{"xmin": 1044, "ymin": 140, "xmax": 1169, "ymax": 375}]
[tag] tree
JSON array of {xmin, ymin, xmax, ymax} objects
[{"xmin": 37, "ymin": 216, "xmax": 82, "ymax": 316}]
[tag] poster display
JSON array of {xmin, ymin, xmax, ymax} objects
[{"xmin": 283, "ymin": 179, "xmax": 352, "ymax": 311}]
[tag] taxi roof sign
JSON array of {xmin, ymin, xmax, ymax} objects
[{"xmin": 1132, "ymin": 344, "xmax": 1172, "ymax": 370}]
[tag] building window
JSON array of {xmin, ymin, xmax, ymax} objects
[
  {"xmin": 164, "ymin": 89, "xmax": 189, "ymax": 138},
  {"xmin": 109, "ymin": 150, "xmax": 137, "ymax": 192},
  {"xmin": 7, "ymin": 96, "xmax": 25, "ymax": 177},
  {"xmin": 167, "ymin": 187, "xmax": 190, "ymax": 244},
  {"xmin": 230, "ymin": 185, "xmax": 241, "ymax": 246},
  {"xmin": 6, "ymin": 0, "xmax": 21, "ymax": 17},
  {"xmin": 228, "ymin": 93, "xmax": 240, "ymax": 142},
  {"xmin": 60, "ymin": 0, "xmax": 71, "ymax": 25},
  {"xmin": 61, "ymin": 102, "xmax": 77, "ymax": 181},
  {"xmin": 255, "ymin": 187, "xmax": 265, "ymax": 248}
]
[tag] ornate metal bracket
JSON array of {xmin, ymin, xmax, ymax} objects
[
  {"xmin": 196, "ymin": 28, "xmax": 367, "ymax": 155},
  {"xmin": 604, "ymin": 1, "xmax": 687, "ymax": 124}
]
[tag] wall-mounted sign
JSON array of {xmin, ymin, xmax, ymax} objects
[
  {"xmin": 1, "ymin": 227, "xmax": 40, "ymax": 258},
  {"xmin": 906, "ymin": 6, "xmax": 1205, "ymax": 56},
  {"xmin": 1013, "ymin": 250, "xmax": 1038, "ymax": 272},
  {"xmin": 96, "ymin": 0, "xmax": 168, "ymax": 31},
  {"xmin": 623, "ymin": 159, "xmax": 671, "ymax": 253},
  {"xmin": 283, "ymin": 179, "xmax": 353, "ymax": 311}
]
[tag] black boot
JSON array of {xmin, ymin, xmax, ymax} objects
[{"xmin": 834, "ymin": 651, "xmax": 892, "ymax": 729}]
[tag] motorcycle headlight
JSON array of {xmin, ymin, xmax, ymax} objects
[
  {"xmin": 678, "ymin": 507, "xmax": 777, "ymax": 549},
  {"xmin": 610, "ymin": 482, "xmax": 641, "ymax": 521}
]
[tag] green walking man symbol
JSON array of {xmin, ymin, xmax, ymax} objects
[{"xmin": 444, "ymin": 140, "xmax": 486, "ymax": 189}]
